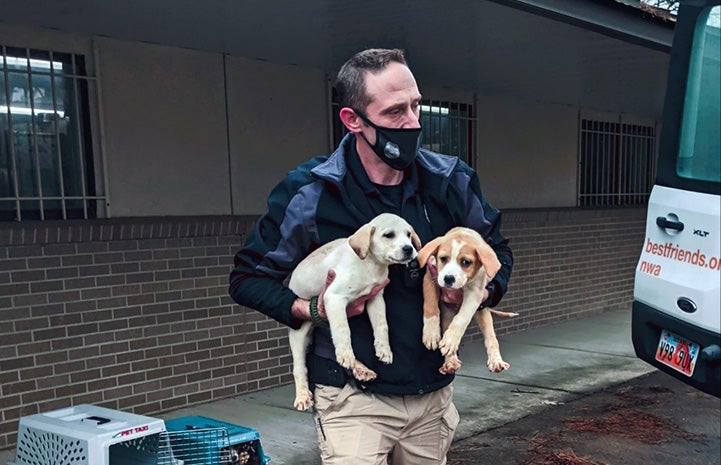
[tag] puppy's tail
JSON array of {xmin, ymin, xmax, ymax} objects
[{"xmin": 487, "ymin": 308, "xmax": 519, "ymax": 318}]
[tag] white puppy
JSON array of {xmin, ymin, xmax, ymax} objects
[{"xmin": 287, "ymin": 213, "xmax": 421, "ymax": 411}]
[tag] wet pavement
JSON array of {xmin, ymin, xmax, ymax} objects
[{"xmin": 447, "ymin": 369, "xmax": 721, "ymax": 465}]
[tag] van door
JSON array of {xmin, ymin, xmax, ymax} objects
[{"xmin": 632, "ymin": 0, "xmax": 720, "ymax": 398}]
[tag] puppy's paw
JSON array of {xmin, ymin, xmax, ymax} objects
[
  {"xmin": 422, "ymin": 316, "xmax": 441, "ymax": 350},
  {"xmin": 439, "ymin": 354, "xmax": 462, "ymax": 374},
  {"xmin": 352, "ymin": 361, "xmax": 377, "ymax": 382},
  {"xmin": 374, "ymin": 340, "xmax": 393, "ymax": 364},
  {"xmin": 335, "ymin": 344, "xmax": 355, "ymax": 370},
  {"xmin": 293, "ymin": 390, "xmax": 314, "ymax": 411},
  {"xmin": 487, "ymin": 356, "xmax": 510, "ymax": 373},
  {"xmin": 439, "ymin": 329, "xmax": 462, "ymax": 356}
]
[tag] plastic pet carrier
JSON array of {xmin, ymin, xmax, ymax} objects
[
  {"xmin": 163, "ymin": 416, "xmax": 270, "ymax": 465},
  {"xmin": 9, "ymin": 404, "xmax": 166, "ymax": 465}
]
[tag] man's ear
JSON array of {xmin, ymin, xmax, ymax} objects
[{"xmin": 339, "ymin": 107, "xmax": 363, "ymax": 133}]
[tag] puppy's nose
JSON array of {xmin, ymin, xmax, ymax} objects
[
  {"xmin": 443, "ymin": 275, "xmax": 455, "ymax": 286},
  {"xmin": 402, "ymin": 245, "xmax": 414, "ymax": 256}
]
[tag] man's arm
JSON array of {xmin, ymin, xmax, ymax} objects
[
  {"xmin": 229, "ymin": 218, "xmax": 306, "ymax": 328},
  {"xmin": 289, "ymin": 270, "xmax": 389, "ymax": 322},
  {"xmin": 457, "ymin": 166, "xmax": 514, "ymax": 307},
  {"xmin": 228, "ymin": 159, "xmax": 386, "ymax": 328},
  {"xmin": 228, "ymin": 166, "xmax": 318, "ymax": 329}
]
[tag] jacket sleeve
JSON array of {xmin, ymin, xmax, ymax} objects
[
  {"xmin": 228, "ymin": 164, "xmax": 320, "ymax": 328},
  {"xmin": 454, "ymin": 164, "xmax": 514, "ymax": 308}
]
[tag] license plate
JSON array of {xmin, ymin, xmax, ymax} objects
[{"xmin": 655, "ymin": 329, "xmax": 700, "ymax": 377}]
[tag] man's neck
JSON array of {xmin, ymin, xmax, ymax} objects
[{"xmin": 355, "ymin": 139, "xmax": 404, "ymax": 186}]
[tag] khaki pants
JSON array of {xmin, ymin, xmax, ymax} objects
[{"xmin": 312, "ymin": 382, "xmax": 459, "ymax": 465}]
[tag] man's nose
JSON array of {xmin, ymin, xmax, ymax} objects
[{"xmin": 401, "ymin": 107, "xmax": 421, "ymax": 129}]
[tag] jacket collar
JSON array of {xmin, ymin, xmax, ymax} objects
[{"xmin": 312, "ymin": 133, "xmax": 424, "ymax": 192}]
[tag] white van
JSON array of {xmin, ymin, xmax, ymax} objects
[{"xmin": 632, "ymin": 0, "xmax": 720, "ymax": 398}]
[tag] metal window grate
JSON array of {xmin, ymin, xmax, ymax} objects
[
  {"xmin": 1, "ymin": 46, "xmax": 106, "ymax": 221},
  {"xmin": 579, "ymin": 119, "xmax": 656, "ymax": 207},
  {"xmin": 419, "ymin": 100, "xmax": 475, "ymax": 165}
]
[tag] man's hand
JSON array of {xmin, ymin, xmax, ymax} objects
[
  {"xmin": 291, "ymin": 269, "xmax": 389, "ymax": 322},
  {"xmin": 318, "ymin": 269, "xmax": 389, "ymax": 319}
]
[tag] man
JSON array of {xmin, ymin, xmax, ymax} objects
[{"xmin": 229, "ymin": 48, "xmax": 513, "ymax": 465}]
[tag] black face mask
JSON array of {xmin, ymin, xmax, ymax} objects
[{"xmin": 353, "ymin": 109, "xmax": 422, "ymax": 171}]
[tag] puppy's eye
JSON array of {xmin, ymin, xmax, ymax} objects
[
  {"xmin": 460, "ymin": 258, "xmax": 472, "ymax": 268},
  {"xmin": 383, "ymin": 232, "xmax": 396, "ymax": 239},
  {"xmin": 439, "ymin": 255, "xmax": 449, "ymax": 264}
]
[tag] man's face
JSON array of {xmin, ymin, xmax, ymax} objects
[{"xmin": 360, "ymin": 62, "xmax": 422, "ymax": 144}]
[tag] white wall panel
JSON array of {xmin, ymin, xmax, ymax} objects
[
  {"xmin": 98, "ymin": 38, "xmax": 230, "ymax": 217},
  {"xmin": 225, "ymin": 56, "xmax": 328, "ymax": 215},
  {"xmin": 476, "ymin": 95, "xmax": 578, "ymax": 209}
]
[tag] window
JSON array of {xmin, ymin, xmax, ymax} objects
[
  {"xmin": 1, "ymin": 46, "xmax": 104, "ymax": 221},
  {"xmin": 419, "ymin": 100, "xmax": 475, "ymax": 165},
  {"xmin": 676, "ymin": 5, "xmax": 720, "ymax": 184},
  {"xmin": 578, "ymin": 119, "xmax": 656, "ymax": 207},
  {"xmin": 330, "ymin": 89, "xmax": 475, "ymax": 165}
]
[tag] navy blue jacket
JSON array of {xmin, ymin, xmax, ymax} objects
[{"xmin": 229, "ymin": 133, "xmax": 513, "ymax": 395}]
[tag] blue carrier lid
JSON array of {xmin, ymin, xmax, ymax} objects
[
  {"xmin": 164, "ymin": 415, "xmax": 270, "ymax": 464},
  {"xmin": 164, "ymin": 415, "xmax": 261, "ymax": 442}
]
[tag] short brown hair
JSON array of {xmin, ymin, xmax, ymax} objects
[{"xmin": 334, "ymin": 48, "xmax": 408, "ymax": 111}]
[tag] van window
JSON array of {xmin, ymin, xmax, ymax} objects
[{"xmin": 677, "ymin": 6, "xmax": 720, "ymax": 183}]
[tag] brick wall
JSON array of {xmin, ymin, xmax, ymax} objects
[
  {"xmin": 0, "ymin": 207, "xmax": 646, "ymax": 449},
  {"xmin": 471, "ymin": 207, "xmax": 646, "ymax": 339},
  {"xmin": 0, "ymin": 216, "xmax": 282, "ymax": 449}
]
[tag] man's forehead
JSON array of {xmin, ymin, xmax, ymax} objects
[{"xmin": 363, "ymin": 65, "xmax": 420, "ymax": 104}]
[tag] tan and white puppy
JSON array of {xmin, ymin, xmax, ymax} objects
[
  {"xmin": 418, "ymin": 227, "xmax": 517, "ymax": 375},
  {"xmin": 287, "ymin": 213, "xmax": 421, "ymax": 410}
]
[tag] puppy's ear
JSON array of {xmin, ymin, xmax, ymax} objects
[
  {"xmin": 417, "ymin": 237, "xmax": 443, "ymax": 267},
  {"xmin": 348, "ymin": 224, "xmax": 374, "ymax": 259},
  {"xmin": 474, "ymin": 241, "xmax": 501, "ymax": 279},
  {"xmin": 410, "ymin": 227, "xmax": 422, "ymax": 253}
]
